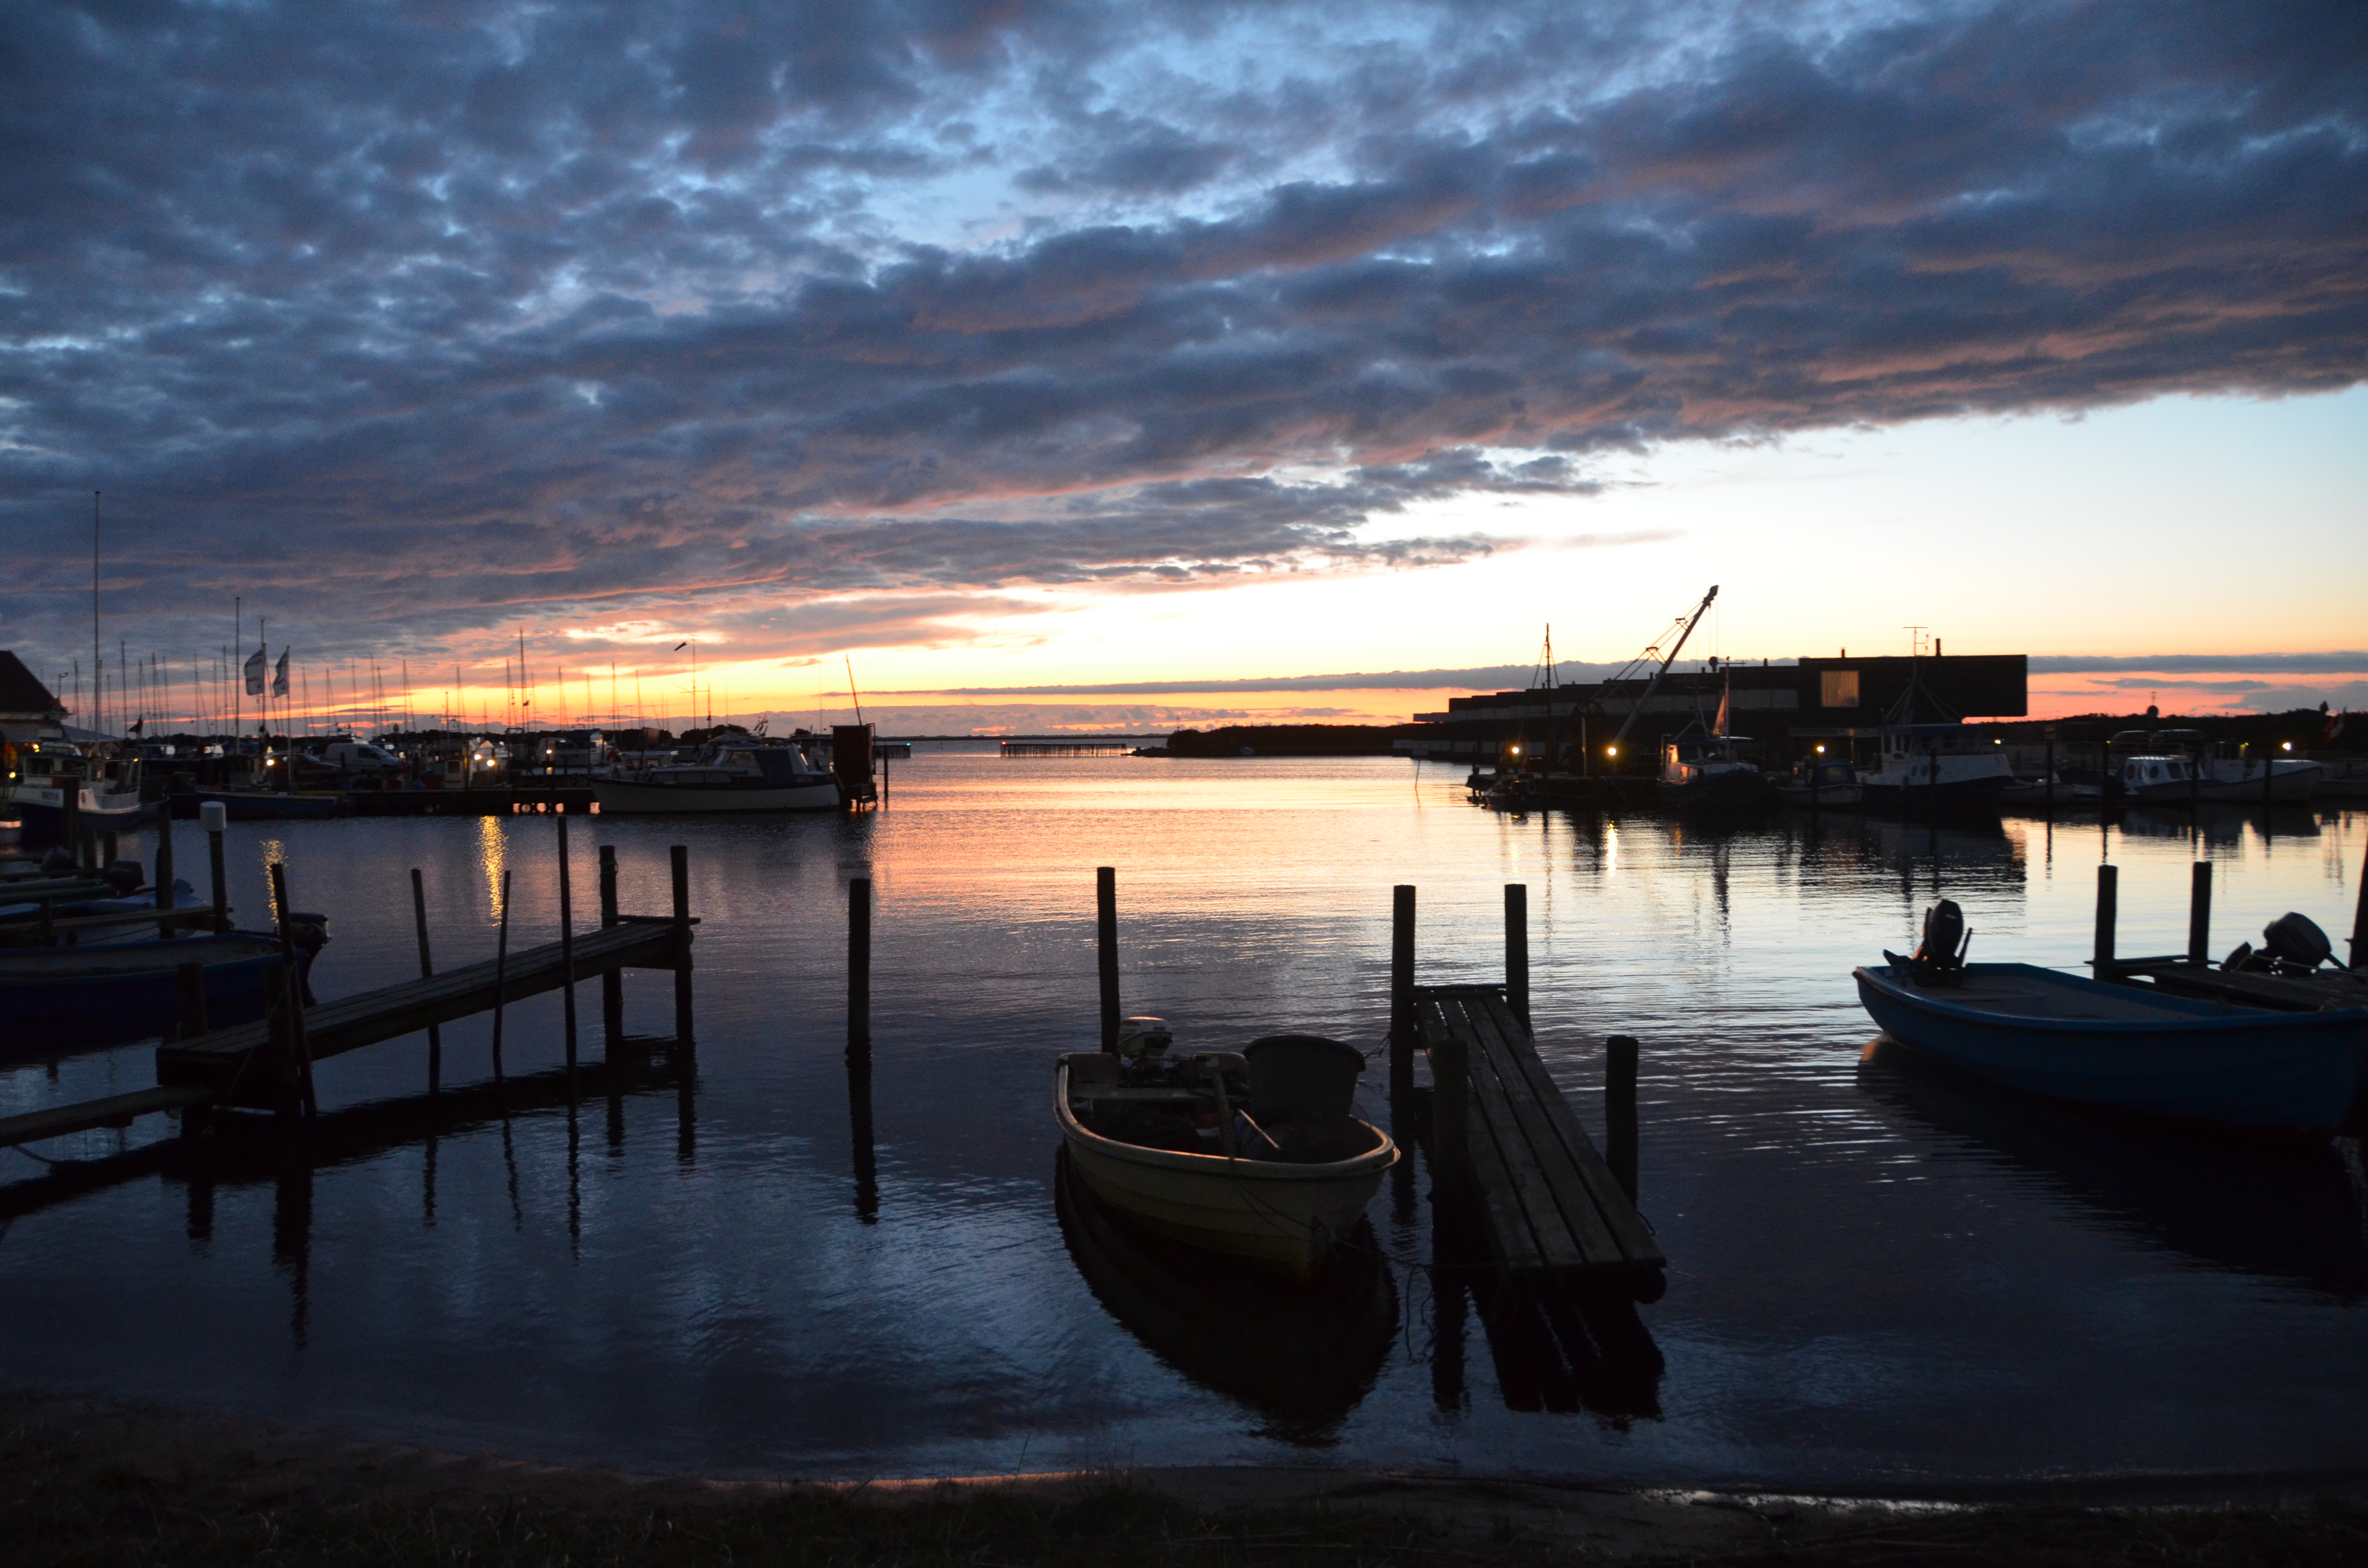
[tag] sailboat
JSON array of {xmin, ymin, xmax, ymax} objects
[{"xmin": 1655, "ymin": 674, "xmax": 1768, "ymax": 810}]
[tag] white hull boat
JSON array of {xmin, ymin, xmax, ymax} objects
[
  {"xmin": 1056, "ymin": 1048, "xmax": 1397, "ymax": 1280},
  {"xmin": 592, "ymin": 739, "xmax": 839, "ymax": 814}
]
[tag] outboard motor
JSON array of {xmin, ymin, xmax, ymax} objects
[
  {"xmin": 1909, "ymin": 899, "xmax": 1972, "ymax": 986},
  {"xmin": 2260, "ymin": 912, "xmax": 2333, "ymax": 974},
  {"xmin": 100, "ymin": 858, "xmax": 146, "ymax": 896}
]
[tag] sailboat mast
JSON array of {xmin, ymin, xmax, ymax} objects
[{"xmin": 91, "ymin": 492, "xmax": 102, "ymax": 740}]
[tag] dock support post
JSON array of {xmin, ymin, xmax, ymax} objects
[
  {"xmin": 410, "ymin": 869, "xmax": 441, "ymax": 1099},
  {"xmin": 1432, "ymin": 1033, "xmax": 1469, "ymax": 1192},
  {"xmin": 2187, "ymin": 861, "xmax": 2212, "ymax": 966},
  {"xmin": 269, "ymin": 861, "xmax": 317, "ymax": 1120},
  {"xmin": 556, "ymin": 811, "xmax": 578, "ymax": 1093},
  {"xmin": 2351, "ymin": 839, "xmax": 2368, "ymax": 971},
  {"xmin": 175, "ymin": 960, "xmax": 207, "ymax": 1042},
  {"xmin": 1605, "ymin": 1035, "xmax": 1640, "ymax": 1203},
  {"xmin": 203, "ymin": 800, "xmax": 229, "ymax": 933},
  {"xmin": 490, "ymin": 867, "xmax": 513, "ymax": 1085},
  {"xmin": 848, "ymin": 876, "xmax": 872, "ymax": 1057},
  {"xmin": 1505, "ymin": 883, "xmax": 1529, "ymax": 1034},
  {"xmin": 2094, "ymin": 863, "xmax": 2118, "ymax": 976},
  {"xmin": 103, "ymin": 829, "xmax": 118, "ymax": 867},
  {"xmin": 1096, "ymin": 866, "xmax": 1120, "ymax": 1052},
  {"xmin": 599, "ymin": 846, "xmax": 623, "ymax": 1063},
  {"xmin": 669, "ymin": 845, "xmax": 693, "ymax": 1049},
  {"xmin": 61, "ymin": 785, "xmax": 79, "ymax": 864},
  {"xmin": 2044, "ymin": 734, "xmax": 2055, "ymax": 811},
  {"xmin": 153, "ymin": 812, "xmax": 176, "ymax": 940},
  {"xmin": 1389, "ymin": 885, "xmax": 1416, "ymax": 1098}
]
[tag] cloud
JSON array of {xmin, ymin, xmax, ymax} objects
[
  {"xmin": 0, "ymin": 0, "xmax": 2361, "ymax": 668},
  {"xmin": 2032, "ymin": 653, "xmax": 2368, "ymax": 676}
]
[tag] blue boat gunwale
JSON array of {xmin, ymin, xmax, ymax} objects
[{"xmin": 1853, "ymin": 961, "xmax": 2368, "ymax": 1035}]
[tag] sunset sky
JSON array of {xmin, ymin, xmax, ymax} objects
[{"xmin": 2, "ymin": 1, "xmax": 2361, "ymax": 735}]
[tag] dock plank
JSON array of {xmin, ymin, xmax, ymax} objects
[
  {"xmin": 1465, "ymin": 999, "xmax": 1628, "ymax": 1269},
  {"xmin": 1423, "ymin": 996, "xmax": 1553, "ymax": 1274},
  {"xmin": 1478, "ymin": 1006, "xmax": 1664, "ymax": 1267},
  {"xmin": 0, "ymin": 1085, "xmax": 216, "ymax": 1147}
]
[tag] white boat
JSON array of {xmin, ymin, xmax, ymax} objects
[
  {"xmin": 1055, "ymin": 1037, "xmax": 1397, "ymax": 1280},
  {"xmin": 592, "ymin": 739, "xmax": 839, "ymax": 813},
  {"xmin": 1, "ymin": 744, "xmax": 148, "ymax": 839}
]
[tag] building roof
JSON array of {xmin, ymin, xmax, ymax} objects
[{"xmin": 0, "ymin": 650, "xmax": 64, "ymax": 720}]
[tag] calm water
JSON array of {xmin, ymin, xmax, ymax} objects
[{"xmin": 4, "ymin": 749, "xmax": 2364, "ymax": 1485}]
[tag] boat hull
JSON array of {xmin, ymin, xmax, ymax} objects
[
  {"xmin": 592, "ymin": 777, "xmax": 839, "ymax": 813},
  {"xmin": 1855, "ymin": 963, "xmax": 2367, "ymax": 1132},
  {"xmin": 0, "ymin": 933, "xmax": 301, "ymax": 1048},
  {"xmin": 4, "ymin": 784, "xmax": 148, "ymax": 838},
  {"xmin": 1055, "ymin": 1057, "xmax": 1396, "ymax": 1279},
  {"xmin": 1772, "ymin": 783, "xmax": 1862, "ymax": 808},
  {"xmin": 1860, "ymin": 773, "xmax": 2010, "ymax": 813}
]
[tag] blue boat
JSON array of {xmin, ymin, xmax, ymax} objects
[
  {"xmin": 0, "ymin": 931, "xmax": 319, "ymax": 1050},
  {"xmin": 1854, "ymin": 961, "xmax": 2368, "ymax": 1133}
]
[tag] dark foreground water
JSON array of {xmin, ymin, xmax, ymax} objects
[{"xmin": 4, "ymin": 749, "xmax": 2364, "ymax": 1485}]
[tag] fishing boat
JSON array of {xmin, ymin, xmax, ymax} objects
[
  {"xmin": 1771, "ymin": 757, "xmax": 1861, "ymax": 808},
  {"xmin": 2103, "ymin": 731, "xmax": 2324, "ymax": 803},
  {"xmin": 1055, "ymin": 1024, "xmax": 1398, "ymax": 1279},
  {"xmin": 1656, "ymin": 728, "xmax": 1767, "ymax": 810},
  {"xmin": 592, "ymin": 738, "xmax": 839, "ymax": 813},
  {"xmin": 1854, "ymin": 903, "xmax": 2367, "ymax": 1133},
  {"xmin": 1858, "ymin": 723, "xmax": 2012, "ymax": 813},
  {"xmin": 0, "ymin": 743, "xmax": 149, "ymax": 839}
]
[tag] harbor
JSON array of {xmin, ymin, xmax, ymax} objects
[{"xmin": 3, "ymin": 746, "xmax": 2365, "ymax": 1483}]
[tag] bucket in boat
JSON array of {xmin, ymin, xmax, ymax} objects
[{"xmin": 1242, "ymin": 1034, "xmax": 1366, "ymax": 1121}]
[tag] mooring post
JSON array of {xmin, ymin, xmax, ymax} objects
[
  {"xmin": 264, "ymin": 956, "xmax": 297, "ymax": 1118},
  {"xmin": 60, "ymin": 784, "xmax": 80, "ymax": 866},
  {"xmin": 2187, "ymin": 861, "xmax": 2213, "ymax": 966},
  {"xmin": 490, "ymin": 866, "xmax": 513, "ymax": 1084},
  {"xmin": 598, "ymin": 845, "xmax": 623, "ymax": 1063},
  {"xmin": 669, "ymin": 845, "xmax": 693, "ymax": 1048},
  {"xmin": 2264, "ymin": 745, "xmax": 2276, "ymax": 811},
  {"xmin": 1389, "ymin": 884, "xmax": 1416, "ymax": 1098},
  {"xmin": 2044, "ymin": 733, "xmax": 2056, "ymax": 811},
  {"xmin": 1605, "ymin": 1034, "xmax": 1640, "ymax": 1203},
  {"xmin": 269, "ymin": 861, "xmax": 317, "ymax": 1120},
  {"xmin": 202, "ymin": 799, "xmax": 229, "ymax": 933},
  {"xmin": 848, "ymin": 876, "xmax": 872, "ymax": 1057},
  {"xmin": 1504, "ymin": 882, "xmax": 1530, "ymax": 1033},
  {"xmin": 410, "ymin": 869, "xmax": 442, "ymax": 1098},
  {"xmin": 175, "ymin": 959, "xmax": 207, "ymax": 1042},
  {"xmin": 2094, "ymin": 863, "xmax": 2119, "ymax": 976},
  {"xmin": 2350, "ymin": 839, "xmax": 2368, "ymax": 972},
  {"xmin": 103, "ymin": 829, "xmax": 118, "ymax": 867},
  {"xmin": 556, "ymin": 810, "xmax": 578, "ymax": 1092},
  {"xmin": 1432, "ymin": 1034, "xmax": 1469, "ymax": 1192},
  {"xmin": 1096, "ymin": 866, "xmax": 1120, "ymax": 1052},
  {"xmin": 153, "ymin": 811, "xmax": 176, "ymax": 941}
]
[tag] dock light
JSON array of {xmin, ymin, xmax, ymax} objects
[
  {"xmin": 2282, "ymin": 741, "xmax": 2293, "ymax": 752},
  {"xmin": 1606, "ymin": 745, "xmax": 1618, "ymax": 757},
  {"xmin": 1509, "ymin": 745, "xmax": 1521, "ymax": 755},
  {"xmin": 1815, "ymin": 744, "xmax": 1825, "ymax": 754}
]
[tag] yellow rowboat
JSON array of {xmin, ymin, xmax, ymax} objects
[{"xmin": 1055, "ymin": 1050, "xmax": 1398, "ymax": 1281}]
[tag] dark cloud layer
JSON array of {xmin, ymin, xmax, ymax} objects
[{"xmin": 1, "ymin": 0, "xmax": 2361, "ymax": 665}]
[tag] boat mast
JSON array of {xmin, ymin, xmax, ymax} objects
[{"xmin": 91, "ymin": 491, "xmax": 102, "ymax": 741}]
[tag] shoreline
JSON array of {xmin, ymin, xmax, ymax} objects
[{"xmin": 9, "ymin": 1390, "xmax": 2365, "ymax": 1565}]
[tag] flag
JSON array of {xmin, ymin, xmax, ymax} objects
[
  {"xmin": 273, "ymin": 647, "xmax": 290, "ymax": 698},
  {"xmin": 1713, "ymin": 675, "xmax": 1730, "ymax": 737},
  {"xmin": 244, "ymin": 647, "xmax": 266, "ymax": 696}
]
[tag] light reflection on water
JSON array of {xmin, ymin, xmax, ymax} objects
[{"xmin": 0, "ymin": 748, "xmax": 2363, "ymax": 1484}]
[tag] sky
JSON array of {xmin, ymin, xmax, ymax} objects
[{"xmin": 1, "ymin": 0, "xmax": 2362, "ymax": 735}]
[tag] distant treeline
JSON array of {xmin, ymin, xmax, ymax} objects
[
  {"xmin": 1993, "ymin": 706, "xmax": 2362, "ymax": 753},
  {"xmin": 1166, "ymin": 724, "xmax": 1403, "ymax": 757}
]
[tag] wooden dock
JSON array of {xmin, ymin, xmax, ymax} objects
[{"xmin": 1414, "ymin": 983, "xmax": 1665, "ymax": 1298}]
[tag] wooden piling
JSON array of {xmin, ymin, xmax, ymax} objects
[
  {"xmin": 268, "ymin": 862, "xmax": 317, "ymax": 1120},
  {"xmin": 1389, "ymin": 884, "xmax": 1416, "ymax": 1098},
  {"xmin": 2351, "ymin": 839, "xmax": 2368, "ymax": 972},
  {"xmin": 2044, "ymin": 734, "xmax": 2056, "ymax": 810},
  {"xmin": 556, "ymin": 811, "xmax": 578, "ymax": 1090},
  {"xmin": 153, "ymin": 813, "xmax": 176, "ymax": 940},
  {"xmin": 410, "ymin": 869, "xmax": 442, "ymax": 1098},
  {"xmin": 1431, "ymin": 1033, "xmax": 1469, "ymax": 1191},
  {"xmin": 1504, "ymin": 883, "xmax": 1529, "ymax": 1033},
  {"xmin": 60, "ymin": 783, "xmax": 79, "ymax": 861},
  {"xmin": 670, "ymin": 845, "xmax": 693, "ymax": 1048},
  {"xmin": 848, "ymin": 876, "xmax": 872, "ymax": 1056},
  {"xmin": 202, "ymin": 803, "xmax": 230, "ymax": 933},
  {"xmin": 1096, "ymin": 865, "xmax": 1120, "ymax": 1052},
  {"xmin": 2187, "ymin": 861, "xmax": 2213, "ymax": 965},
  {"xmin": 598, "ymin": 845, "xmax": 623, "ymax": 1060},
  {"xmin": 2094, "ymin": 863, "xmax": 2118, "ymax": 976},
  {"xmin": 102, "ymin": 829, "xmax": 118, "ymax": 867},
  {"xmin": 1605, "ymin": 1034, "xmax": 1640, "ymax": 1203},
  {"xmin": 175, "ymin": 960, "xmax": 208, "ymax": 1042},
  {"xmin": 490, "ymin": 866, "xmax": 513, "ymax": 1084}
]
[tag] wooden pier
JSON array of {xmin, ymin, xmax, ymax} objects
[
  {"xmin": 1388, "ymin": 883, "xmax": 1666, "ymax": 1302},
  {"xmin": 0, "ymin": 845, "xmax": 695, "ymax": 1148}
]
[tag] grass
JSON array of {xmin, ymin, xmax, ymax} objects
[{"xmin": 5, "ymin": 1416, "xmax": 2366, "ymax": 1567}]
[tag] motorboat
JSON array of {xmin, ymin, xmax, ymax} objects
[
  {"xmin": 2102, "ymin": 730, "xmax": 2323, "ymax": 803},
  {"xmin": 1772, "ymin": 758, "xmax": 1861, "ymax": 808},
  {"xmin": 1054, "ymin": 1022, "xmax": 1397, "ymax": 1280},
  {"xmin": 1853, "ymin": 902, "xmax": 2367, "ymax": 1133},
  {"xmin": 593, "ymin": 738, "xmax": 839, "ymax": 813},
  {"xmin": 1, "ymin": 743, "xmax": 149, "ymax": 839}
]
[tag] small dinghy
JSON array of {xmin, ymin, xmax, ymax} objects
[
  {"xmin": 1055, "ymin": 1020, "xmax": 1398, "ymax": 1279},
  {"xmin": 1855, "ymin": 901, "xmax": 2368, "ymax": 1132},
  {"xmin": 0, "ymin": 931, "xmax": 318, "ymax": 1049}
]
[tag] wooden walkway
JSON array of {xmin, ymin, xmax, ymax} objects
[
  {"xmin": 155, "ymin": 919, "xmax": 687, "ymax": 1105},
  {"xmin": 1414, "ymin": 983, "xmax": 1664, "ymax": 1297}
]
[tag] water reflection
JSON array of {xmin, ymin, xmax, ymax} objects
[
  {"xmin": 1858, "ymin": 1040, "xmax": 2368, "ymax": 1300},
  {"xmin": 1054, "ymin": 1150, "xmax": 1396, "ymax": 1446}
]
